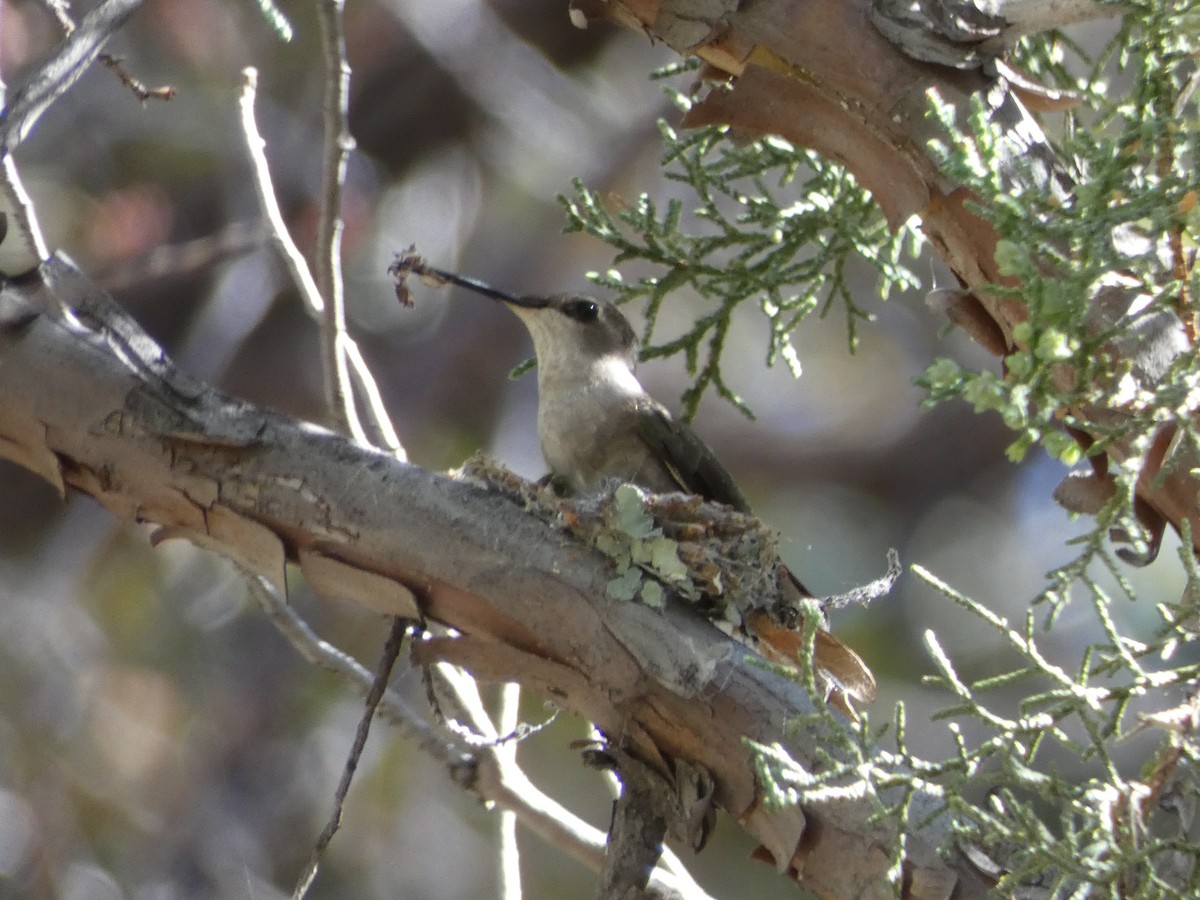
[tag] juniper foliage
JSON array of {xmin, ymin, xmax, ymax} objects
[{"xmin": 562, "ymin": 5, "xmax": 1200, "ymax": 894}]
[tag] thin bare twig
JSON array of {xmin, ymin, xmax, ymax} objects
[
  {"xmin": 33, "ymin": 0, "xmax": 75, "ymax": 34},
  {"xmin": 98, "ymin": 53, "xmax": 176, "ymax": 103},
  {"xmin": 293, "ymin": 616, "xmax": 409, "ymax": 900},
  {"xmin": 652, "ymin": 834, "xmax": 700, "ymax": 888},
  {"xmin": 312, "ymin": 0, "xmax": 404, "ymax": 456},
  {"xmin": 0, "ymin": 155, "xmax": 49, "ymax": 271},
  {"xmin": 0, "ymin": 0, "xmax": 144, "ymax": 152},
  {"xmin": 497, "ymin": 683, "xmax": 523, "ymax": 900},
  {"xmin": 342, "ymin": 339, "xmax": 405, "ymax": 459},
  {"xmin": 473, "ymin": 756, "xmax": 716, "ymax": 900},
  {"xmin": 237, "ymin": 69, "xmax": 326, "ymax": 317},
  {"xmin": 253, "ymin": 579, "xmax": 621, "ymax": 891},
  {"xmin": 0, "ymin": 0, "xmax": 132, "ymax": 271},
  {"xmin": 422, "ymin": 656, "xmax": 555, "ymax": 747},
  {"xmin": 434, "ymin": 667, "xmax": 711, "ymax": 898},
  {"xmin": 313, "ymin": 0, "xmax": 354, "ymax": 429},
  {"xmin": 237, "ymin": 68, "xmax": 393, "ymax": 448},
  {"xmin": 246, "ymin": 574, "xmax": 466, "ymax": 762}
]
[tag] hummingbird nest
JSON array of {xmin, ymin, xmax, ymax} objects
[
  {"xmin": 452, "ymin": 454, "xmax": 788, "ymax": 627},
  {"xmin": 567, "ymin": 483, "xmax": 788, "ymax": 622}
]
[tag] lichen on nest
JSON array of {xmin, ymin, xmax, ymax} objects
[{"xmin": 452, "ymin": 453, "xmax": 790, "ymax": 629}]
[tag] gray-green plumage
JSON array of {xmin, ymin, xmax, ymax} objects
[
  {"xmin": 446, "ymin": 281, "xmax": 875, "ymax": 706},
  {"xmin": 501, "ymin": 294, "xmax": 751, "ymax": 510}
]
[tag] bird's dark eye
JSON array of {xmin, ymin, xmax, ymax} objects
[{"xmin": 564, "ymin": 298, "xmax": 600, "ymax": 322}]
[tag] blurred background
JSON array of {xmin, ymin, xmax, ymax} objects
[{"xmin": 0, "ymin": 1, "xmax": 1186, "ymax": 898}]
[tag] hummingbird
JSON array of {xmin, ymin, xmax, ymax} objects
[{"xmin": 395, "ymin": 257, "xmax": 876, "ymax": 708}]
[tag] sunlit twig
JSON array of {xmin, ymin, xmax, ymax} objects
[
  {"xmin": 0, "ymin": 0, "xmax": 144, "ymax": 153},
  {"xmin": 237, "ymin": 69, "xmax": 326, "ymax": 318},
  {"xmin": 497, "ymin": 682, "xmax": 523, "ymax": 900},
  {"xmin": 0, "ymin": 155, "xmax": 49, "ymax": 270},
  {"xmin": 310, "ymin": 0, "xmax": 404, "ymax": 454}
]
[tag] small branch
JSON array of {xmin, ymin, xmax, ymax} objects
[
  {"xmin": 425, "ymin": 647, "xmax": 709, "ymax": 898},
  {"xmin": 98, "ymin": 53, "xmax": 177, "ymax": 103},
  {"xmin": 239, "ymin": 58, "xmax": 403, "ymax": 455},
  {"xmin": 426, "ymin": 654, "xmax": 500, "ymax": 740},
  {"xmin": 311, "ymin": 0, "xmax": 404, "ymax": 455},
  {"xmin": 0, "ymin": 0, "xmax": 145, "ymax": 152},
  {"xmin": 0, "ymin": 0, "xmax": 121, "ymax": 269},
  {"xmin": 237, "ymin": 70, "xmax": 326, "ymax": 317},
  {"xmin": 0, "ymin": 155, "xmax": 49, "ymax": 272},
  {"xmin": 34, "ymin": 0, "xmax": 76, "ymax": 35},
  {"xmin": 497, "ymin": 682, "xmax": 523, "ymax": 900},
  {"xmin": 247, "ymin": 574, "xmax": 467, "ymax": 764},
  {"xmin": 471, "ymin": 753, "xmax": 716, "ymax": 900},
  {"xmin": 313, "ymin": 0, "xmax": 354, "ymax": 427},
  {"xmin": 249, "ymin": 0, "xmax": 295, "ymax": 41},
  {"xmin": 293, "ymin": 616, "xmax": 409, "ymax": 900},
  {"xmin": 238, "ymin": 66, "xmax": 383, "ymax": 448},
  {"xmin": 343, "ymin": 339, "xmax": 406, "ymax": 459}
]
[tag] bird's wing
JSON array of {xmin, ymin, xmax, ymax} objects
[
  {"xmin": 634, "ymin": 397, "xmax": 818, "ymax": 588},
  {"xmin": 746, "ymin": 608, "xmax": 878, "ymax": 709},
  {"xmin": 633, "ymin": 399, "xmax": 878, "ymax": 708},
  {"xmin": 632, "ymin": 398, "xmax": 753, "ymax": 514}
]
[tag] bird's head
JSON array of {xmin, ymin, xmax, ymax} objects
[
  {"xmin": 412, "ymin": 263, "xmax": 638, "ymax": 376},
  {"xmin": 499, "ymin": 293, "xmax": 638, "ymax": 376}
]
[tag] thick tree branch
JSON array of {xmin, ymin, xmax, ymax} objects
[{"xmin": 0, "ymin": 256, "xmax": 992, "ymax": 898}]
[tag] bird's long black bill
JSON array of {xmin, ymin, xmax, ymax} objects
[{"xmin": 390, "ymin": 249, "xmax": 547, "ymax": 308}]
